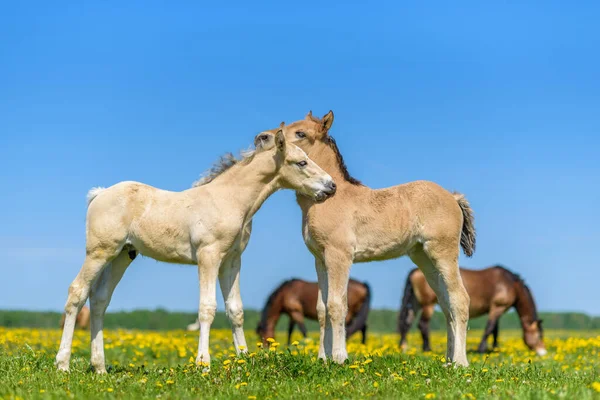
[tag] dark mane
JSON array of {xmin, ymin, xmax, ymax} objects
[
  {"xmin": 257, "ymin": 278, "xmax": 301, "ymax": 330},
  {"xmin": 305, "ymin": 113, "xmax": 362, "ymax": 186},
  {"xmin": 325, "ymin": 136, "xmax": 362, "ymax": 186}
]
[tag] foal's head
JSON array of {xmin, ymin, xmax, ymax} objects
[
  {"xmin": 263, "ymin": 124, "xmax": 336, "ymax": 202},
  {"xmin": 257, "ymin": 111, "xmax": 362, "ymax": 186}
]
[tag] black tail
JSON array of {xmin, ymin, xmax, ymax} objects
[
  {"xmin": 346, "ymin": 281, "xmax": 371, "ymax": 338},
  {"xmin": 398, "ymin": 269, "xmax": 420, "ymax": 334}
]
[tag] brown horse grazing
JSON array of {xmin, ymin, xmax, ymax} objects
[
  {"xmin": 398, "ymin": 266, "xmax": 546, "ymax": 355},
  {"xmin": 60, "ymin": 305, "xmax": 90, "ymax": 330},
  {"xmin": 256, "ymin": 278, "xmax": 371, "ymax": 346}
]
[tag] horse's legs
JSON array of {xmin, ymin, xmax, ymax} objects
[
  {"xmin": 492, "ymin": 320, "xmax": 500, "ymax": 348},
  {"xmin": 477, "ymin": 306, "xmax": 506, "ymax": 353},
  {"xmin": 56, "ymin": 251, "xmax": 117, "ymax": 371},
  {"xmin": 419, "ymin": 305, "xmax": 435, "ymax": 352},
  {"xmin": 89, "ymin": 250, "xmax": 133, "ymax": 373},
  {"xmin": 314, "ymin": 258, "xmax": 328, "ymax": 360},
  {"xmin": 196, "ymin": 246, "xmax": 223, "ymax": 366},
  {"xmin": 218, "ymin": 255, "xmax": 248, "ymax": 354},
  {"xmin": 399, "ymin": 306, "xmax": 418, "ymax": 350},
  {"xmin": 322, "ymin": 249, "xmax": 352, "ymax": 364},
  {"xmin": 288, "ymin": 310, "xmax": 306, "ymax": 344},
  {"xmin": 410, "ymin": 243, "xmax": 469, "ymax": 366},
  {"xmin": 360, "ymin": 324, "xmax": 367, "ymax": 344},
  {"xmin": 287, "ymin": 319, "xmax": 295, "ymax": 345}
]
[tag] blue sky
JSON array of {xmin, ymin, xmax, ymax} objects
[{"xmin": 1, "ymin": 2, "xmax": 598, "ymax": 315}]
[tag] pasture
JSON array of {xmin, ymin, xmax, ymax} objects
[{"xmin": 1, "ymin": 327, "xmax": 599, "ymax": 399}]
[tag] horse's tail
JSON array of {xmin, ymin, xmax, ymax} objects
[
  {"xmin": 453, "ymin": 192, "xmax": 476, "ymax": 257},
  {"xmin": 398, "ymin": 268, "xmax": 420, "ymax": 333},
  {"xmin": 346, "ymin": 281, "xmax": 371, "ymax": 336},
  {"xmin": 86, "ymin": 187, "xmax": 106, "ymax": 207}
]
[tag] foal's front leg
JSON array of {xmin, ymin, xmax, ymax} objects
[
  {"xmin": 196, "ymin": 247, "xmax": 223, "ymax": 366},
  {"xmin": 219, "ymin": 255, "xmax": 248, "ymax": 354},
  {"xmin": 322, "ymin": 249, "xmax": 352, "ymax": 364}
]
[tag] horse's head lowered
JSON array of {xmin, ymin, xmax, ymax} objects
[{"xmin": 523, "ymin": 319, "xmax": 546, "ymax": 356}]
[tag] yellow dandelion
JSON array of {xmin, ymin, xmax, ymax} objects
[
  {"xmin": 425, "ymin": 394, "xmax": 436, "ymax": 399},
  {"xmin": 266, "ymin": 338, "xmax": 275, "ymax": 343},
  {"xmin": 373, "ymin": 382, "xmax": 379, "ymax": 388},
  {"xmin": 237, "ymin": 359, "xmax": 246, "ymax": 364}
]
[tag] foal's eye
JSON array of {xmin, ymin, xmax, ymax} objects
[
  {"xmin": 296, "ymin": 160, "xmax": 308, "ymax": 167},
  {"xmin": 296, "ymin": 131, "xmax": 306, "ymax": 139},
  {"xmin": 259, "ymin": 135, "xmax": 269, "ymax": 141}
]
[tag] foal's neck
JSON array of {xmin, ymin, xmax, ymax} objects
[
  {"xmin": 295, "ymin": 140, "xmax": 363, "ymax": 209},
  {"xmin": 210, "ymin": 153, "xmax": 280, "ymax": 221},
  {"xmin": 307, "ymin": 142, "xmax": 351, "ymax": 187}
]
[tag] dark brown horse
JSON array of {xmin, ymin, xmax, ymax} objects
[
  {"xmin": 256, "ymin": 278, "xmax": 371, "ymax": 345},
  {"xmin": 398, "ymin": 266, "xmax": 546, "ymax": 355}
]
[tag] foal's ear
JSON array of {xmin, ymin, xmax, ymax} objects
[
  {"xmin": 322, "ymin": 110, "xmax": 334, "ymax": 131},
  {"xmin": 275, "ymin": 128, "xmax": 286, "ymax": 153},
  {"xmin": 305, "ymin": 110, "xmax": 313, "ymax": 120}
]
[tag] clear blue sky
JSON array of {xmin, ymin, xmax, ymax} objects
[{"xmin": 1, "ymin": 2, "xmax": 598, "ymax": 315}]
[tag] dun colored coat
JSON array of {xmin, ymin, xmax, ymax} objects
[{"xmin": 255, "ymin": 111, "xmax": 476, "ymax": 366}]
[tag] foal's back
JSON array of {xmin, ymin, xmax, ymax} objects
[{"xmin": 86, "ymin": 181, "xmax": 210, "ymax": 265}]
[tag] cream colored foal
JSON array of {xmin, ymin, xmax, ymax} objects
[{"xmin": 55, "ymin": 128, "xmax": 336, "ymax": 373}]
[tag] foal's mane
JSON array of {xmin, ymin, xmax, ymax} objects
[
  {"xmin": 192, "ymin": 143, "xmax": 263, "ymax": 187},
  {"xmin": 325, "ymin": 136, "xmax": 363, "ymax": 186},
  {"xmin": 305, "ymin": 114, "xmax": 362, "ymax": 186}
]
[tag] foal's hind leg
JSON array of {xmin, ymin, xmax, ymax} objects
[
  {"xmin": 56, "ymin": 250, "xmax": 118, "ymax": 371},
  {"xmin": 219, "ymin": 255, "xmax": 248, "ymax": 354},
  {"xmin": 410, "ymin": 243, "xmax": 469, "ymax": 366},
  {"xmin": 89, "ymin": 249, "xmax": 134, "ymax": 373}
]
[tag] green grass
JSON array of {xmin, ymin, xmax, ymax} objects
[{"xmin": 0, "ymin": 328, "xmax": 599, "ymax": 399}]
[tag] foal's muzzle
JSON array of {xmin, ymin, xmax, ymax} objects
[{"xmin": 314, "ymin": 181, "xmax": 336, "ymax": 202}]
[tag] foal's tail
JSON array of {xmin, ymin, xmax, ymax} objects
[
  {"xmin": 453, "ymin": 192, "xmax": 476, "ymax": 257},
  {"xmin": 87, "ymin": 187, "xmax": 106, "ymax": 207},
  {"xmin": 398, "ymin": 269, "xmax": 420, "ymax": 333},
  {"xmin": 346, "ymin": 282, "xmax": 371, "ymax": 337}
]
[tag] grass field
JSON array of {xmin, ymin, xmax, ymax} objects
[{"xmin": 1, "ymin": 328, "xmax": 599, "ymax": 399}]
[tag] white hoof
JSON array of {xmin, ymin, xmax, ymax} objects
[
  {"xmin": 536, "ymin": 348, "xmax": 548, "ymax": 356},
  {"xmin": 332, "ymin": 350, "xmax": 348, "ymax": 364}
]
